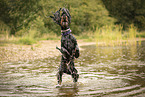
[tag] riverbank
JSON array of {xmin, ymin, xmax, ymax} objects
[
  {"xmin": 1, "ymin": 38, "xmax": 145, "ymax": 63},
  {"xmin": 0, "ymin": 40, "xmax": 96, "ymax": 63}
]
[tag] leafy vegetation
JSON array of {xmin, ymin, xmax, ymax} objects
[
  {"xmin": 102, "ymin": 0, "xmax": 145, "ymax": 30},
  {"xmin": 0, "ymin": 0, "xmax": 144, "ymax": 45}
]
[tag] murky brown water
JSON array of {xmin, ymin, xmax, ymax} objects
[{"xmin": 0, "ymin": 41, "xmax": 145, "ymax": 96}]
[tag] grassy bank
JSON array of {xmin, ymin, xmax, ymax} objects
[
  {"xmin": 0, "ymin": 32, "xmax": 60, "ymax": 46},
  {"xmin": 1, "ymin": 25, "xmax": 145, "ymax": 46},
  {"xmin": 76, "ymin": 25, "xmax": 144, "ymax": 46},
  {"xmin": 95, "ymin": 25, "xmax": 143, "ymax": 46},
  {"xmin": 15, "ymin": 32, "xmax": 59, "ymax": 45}
]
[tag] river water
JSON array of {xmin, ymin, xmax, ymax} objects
[{"xmin": 0, "ymin": 41, "xmax": 145, "ymax": 96}]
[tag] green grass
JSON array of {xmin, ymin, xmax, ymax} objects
[
  {"xmin": 0, "ymin": 22, "xmax": 143, "ymax": 46},
  {"xmin": 16, "ymin": 37, "xmax": 36, "ymax": 45},
  {"xmin": 95, "ymin": 25, "xmax": 122, "ymax": 46},
  {"xmin": 95, "ymin": 24, "xmax": 139, "ymax": 46},
  {"xmin": 39, "ymin": 33, "xmax": 60, "ymax": 40},
  {"xmin": 136, "ymin": 32, "xmax": 145, "ymax": 38},
  {"xmin": 0, "ymin": 32, "xmax": 59, "ymax": 46},
  {"xmin": 15, "ymin": 33, "xmax": 59, "ymax": 45},
  {"xmin": 75, "ymin": 31, "xmax": 95, "ymax": 42}
]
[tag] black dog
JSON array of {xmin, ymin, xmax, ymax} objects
[
  {"xmin": 56, "ymin": 31, "xmax": 79, "ymax": 86},
  {"xmin": 50, "ymin": 8, "xmax": 79, "ymax": 86}
]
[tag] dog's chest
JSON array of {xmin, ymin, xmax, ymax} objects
[{"xmin": 61, "ymin": 35, "xmax": 74, "ymax": 50}]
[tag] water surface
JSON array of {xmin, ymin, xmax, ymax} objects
[{"xmin": 0, "ymin": 41, "xmax": 145, "ymax": 96}]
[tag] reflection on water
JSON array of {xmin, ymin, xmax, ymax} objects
[{"xmin": 0, "ymin": 41, "xmax": 145, "ymax": 96}]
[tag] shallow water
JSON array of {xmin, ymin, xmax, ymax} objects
[{"xmin": 0, "ymin": 41, "xmax": 145, "ymax": 96}]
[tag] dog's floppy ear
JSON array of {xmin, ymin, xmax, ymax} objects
[{"xmin": 50, "ymin": 8, "xmax": 62, "ymax": 25}]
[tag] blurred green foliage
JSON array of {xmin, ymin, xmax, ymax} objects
[
  {"xmin": 102, "ymin": 0, "xmax": 145, "ymax": 30},
  {"xmin": 0, "ymin": 0, "xmax": 145, "ymax": 38}
]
